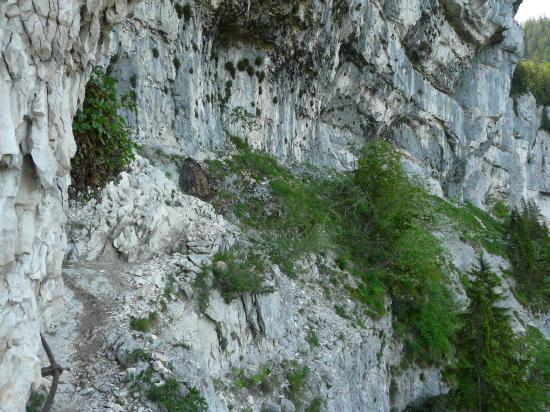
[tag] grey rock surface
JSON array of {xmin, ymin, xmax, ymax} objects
[
  {"xmin": 105, "ymin": 0, "xmax": 548, "ymax": 217},
  {"xmin": 0, "ymin": 1, "xmax": 131, "ymax": 410}
]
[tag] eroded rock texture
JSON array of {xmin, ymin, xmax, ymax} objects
[
  {"xmin": 106, "ymin": 0, "xmax": 548, "ymax": 215},
  {"xmin": 0, "ymin": 1, "xmax": 130, "ymax": 409}
]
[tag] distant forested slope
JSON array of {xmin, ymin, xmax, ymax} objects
[
  {"xmin": 511, "ymin": 18, "xmax": 550, "ymax": 113},
  {"xmin": 523, "ymin": 17, "xmax": 550, "ymax": 62}
]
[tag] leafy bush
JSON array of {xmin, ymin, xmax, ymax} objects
[
  {"xmin": 182, "ymin": 4, "xmax": 192, "ymax": 21},
  {"xmin": 234, "ymin": 365, "xmax": 278, "ymax": 393},
  {"xmin": 26, "ymin": 391, "xmax": 46, "ymax": 412},
  {"xmin": 121, "ymin": 348, "xmax": 150, "ymax": 366},
  {"xmin": 129, "ymin": 367, "xmax": 208, "ymax": 412},
  {"xmin": 224, "ymin": 61, "xmax": 236, "ymax": 79},
  {"xmin": 307, "ymin": 329, "xmax": 319, "ymax": 348},
  {"xmin": 194, "ymin": 249, "xmax": 274, "ymax": 312},
  {"xmin": 71, "ymin": 67, "xmax": 137, "ymax": 196},
  {"xmin": 305, "ymin": 398, "xmax": 323, "ymax": 412},
  {"xmin": 237, "ymin": 58, "xmax": 250, "ymax": 71}
]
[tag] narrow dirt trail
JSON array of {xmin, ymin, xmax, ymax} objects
[{"xmin": 44, "ymin": 261, "xmax": 143, "ymax": 412}]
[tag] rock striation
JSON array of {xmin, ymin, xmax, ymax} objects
[
  {"xmin": 106, "ymin": 0, "xmax": 549, "ymax": 215},
  {"xmin": 0, "ymin": 1, "xmax": 131, "ymax": 410}
]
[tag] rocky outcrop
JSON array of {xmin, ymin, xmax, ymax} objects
[
  {"xmin": 0, "ymin": 1, "xmax": 131, "ymax": 410},
  {"xmin": 67, "ymin": 155, "xmax": 233, "ymax": 262}
]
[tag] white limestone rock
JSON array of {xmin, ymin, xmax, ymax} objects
[{"xmin": 67, "ymin": 155, "xmax": 235, "ymax": 262}]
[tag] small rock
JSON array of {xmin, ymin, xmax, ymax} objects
[
  {"xmin": 152, "ymin": 360, "xmax": 164, "ymax": 371},
  {"xmin": 262, "ymin": 401, "xmax": 281, "ymax": 412},
  {"xmin": 280, "ymin": 398, "xmax": 296, "ymax": 412},
  {"xmin": 214, "ymin": 260, "xmax": 228, "ymax": 274},
  {"xmin": 152, "ymin": 351, "xmax": 168, "ymax": 363},
  {"xmin": 79, "ymin": 387, "xmax": 95, "ymax": 396}
]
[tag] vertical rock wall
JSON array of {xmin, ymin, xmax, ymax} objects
[
  {"xmin": 106, "ymin": 0, "xmax": 549, "ymax": 217},
  {"xmin": 0, "ymin": 1, "xmax": 128, "ymax": 409}
]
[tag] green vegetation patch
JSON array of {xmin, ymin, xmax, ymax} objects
[
  {"xmin": 285, "ymin": 362, "xmax": 310, "ymax": 404},
  {"xmin": 26, "ymin": 391, "xmax": 46, "ymax": 412},
  {"xmin": 434, "ymin": 198, "xmax": 506, "ymax": 256},
  {"xmin": 194, "ymin": 249, "xmax": 274, "ymax": 312},
  {"xmin": 207, "ymin": 138, "xmax": 458, "ymax": 366},
  {"xmin": 129, "ymin": 367, "xmax": 208, "ymax": 411},
  {"xmin": 505, "ymin": 200, "xmax": 550, "ymax": 311},
  {"xmin": 71, "ymin": 67, "xmax": 137, "ymax": 197},
  {"xmin": 234, "ymin": 364, "xmax": 279, "ymax": 394},
  {"xmin": 511, "ymin": 60, "xmax": 550, "ymax": 107},
  {"xmin": 121, "ymin": 348, "xmax": 150, "ymax": 367},
  {"xmin": 129, "ymin": 312, "xmax": 158, "ymax": 332}
]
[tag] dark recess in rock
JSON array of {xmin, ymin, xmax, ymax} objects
[{"xmin": 179, "ymin": 158, "xmax": 211, "ymax": 200}]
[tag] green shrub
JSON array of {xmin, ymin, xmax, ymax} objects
[
  {"xmin": 148, "ymin": 379, "xmax": 207, "ymax": 411},
  {"xmin": 254, "ymin": 56, "xmax": 264, "ymax": 66},
  {"xmin": 211, "ymin": 250, "xmax": 273, "ymax": 303},
  {"xmin": 129, "ymin": 367, "xmax": 208, "ymax": 411},
  {"xmin": 237, "ymin": 58, "xmax": 250, "ymax": 71},
  {"xmin": 174, "ymin": 3, "xmax": 184, "ymax": 19},
  {"xmin": 285, "ymin": 363, "xmax": 310, "ymax": 403},
  {"xmin": 129, "ymin": 312, "xmax": 158, "ymax": 332},
  {"xmin": 492, "ymin": 200, "xmax": 509, "ymax": 219},
  {"xmin": 541, "ymin": 108, "xmax": 550, "ymax": 132},
  {"xmin": 129, "ymin": 73, "xmax": 137, "ymax": 88},
  {"xmin": 511, "ymin": 61, "xmax": 550, "ymax": 106},
  {"xmin": 182, "ymin": 4, "xmax": 192, "ymax": 21},
  {"xmin": 194, "ymin": 249, "xmax": 274, "ymax": 312},
  {"xmin": 26, "ymin": 391, "xmax": 46, "ymax": 412},
  {"xmin": 122, "ymin": 348, "xmax": 150, "ymax": 366},
  {"xmin": 71, "ymin": 66, "xmax": 137, "ymax": 196},
  {"xmin": 234, "ymin": 365, "xmax": 278, "ymax": 393},
  {"xmin": 256, "ymin": 71, "xmax": 266, "ymax": 82},
  {"xmin": 305, "ymin": 398, "xmax": 323, "ymax": 412},
  {"xmin": 194, "ymin": 267, "xmax": 211, "ymax": 313},
  {"xmin": 173, "ymin": 56, "xmax": 181, "ymax": 70},
  {"xmin": 307, "ymin": 329, "xmax": 319, "ymax": 347},
  {"xmin": 225, "ymin": 61, "xmax": 236, "ymax": 79},
  {"xmin": 152, "ymin": 47, "xmax": 159, "ymax": 58}
]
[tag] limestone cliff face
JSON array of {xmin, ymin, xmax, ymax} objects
[
  {"xmin": 0, "ymin": 0, "xmax": 548, "ymax": 411},
  {"xmin": 105, "ymin": 0, "xmax": 548, "ymax": 214},
  {"xmin": 0, "ymin": 1, "xmax": 131, "ymax": 410}
]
